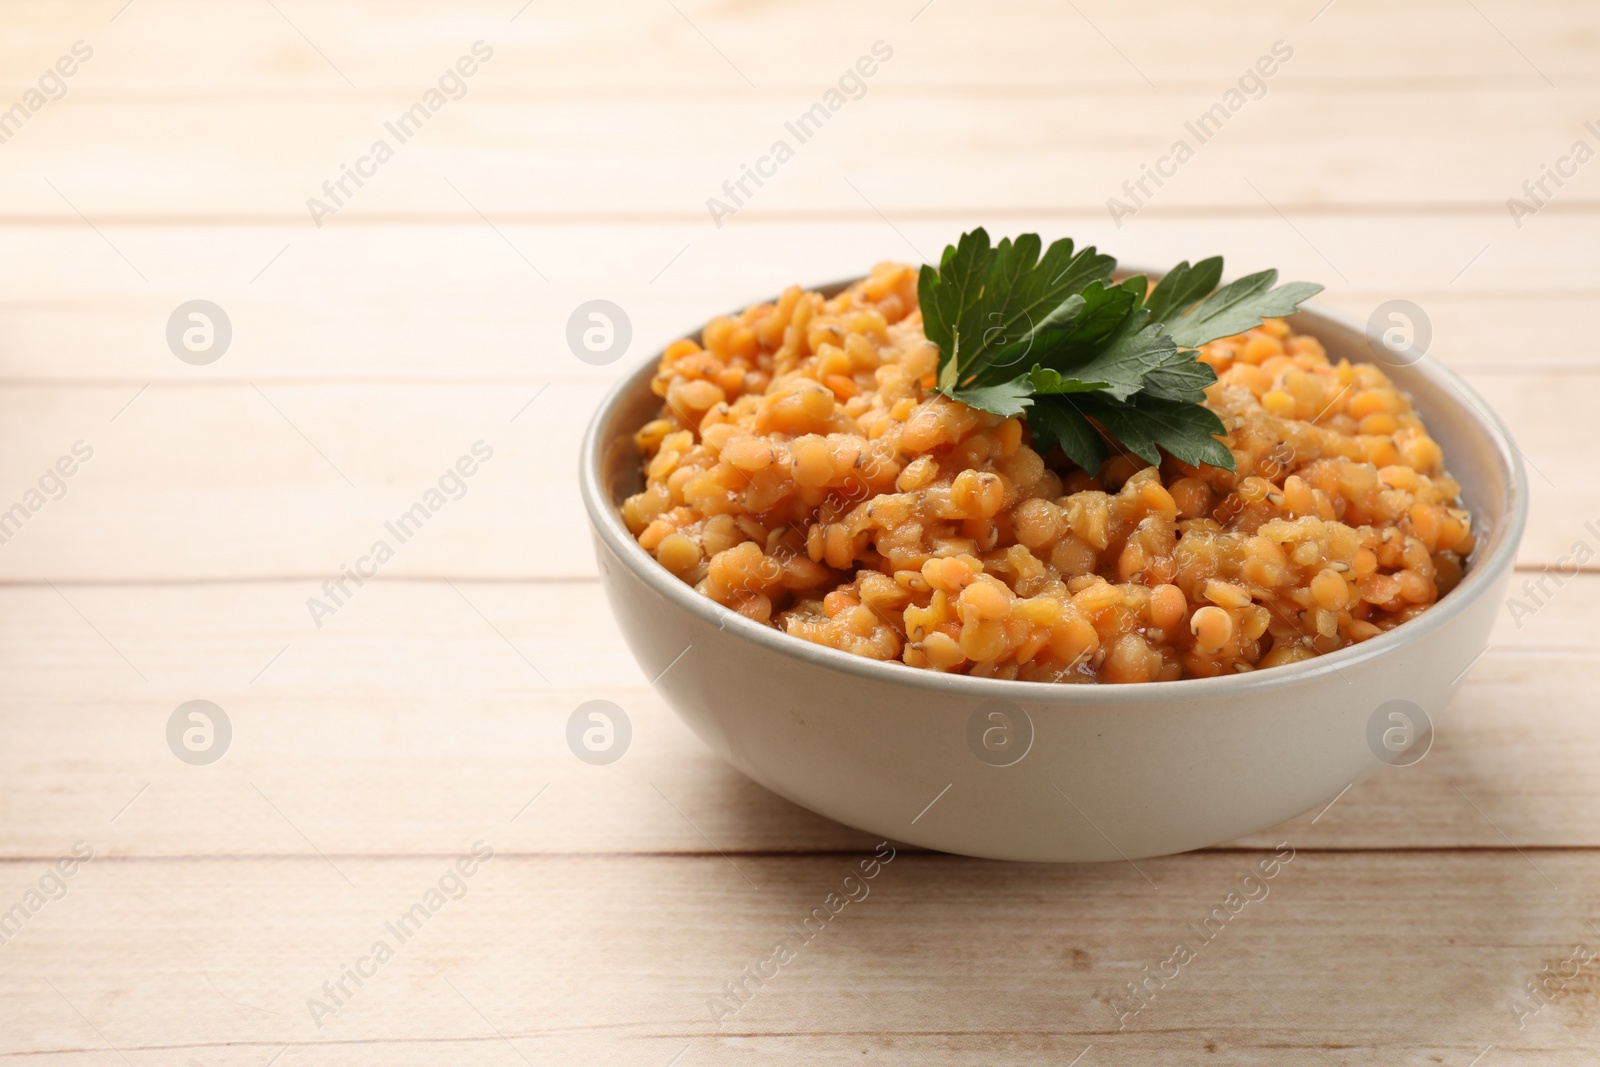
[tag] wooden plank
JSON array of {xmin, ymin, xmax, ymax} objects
[
  {"xmin": 2, "ymin": 87, "xmax": 1598, "ymax": 220},
  {"xmin": 3, "ymin": 0, "xmax": 1595, "ymax": 95},
  {"xmin": 0, "ymin": 368, "xmax": 1588, "ymax": 580},
  {"xmin": 0, "ymin": 850, "xmax": 1596, "ymax": 1062},
  {"xmin": 0, "ymin": 221, "xmax": 1591, "ymax": 384},
  {"xmin": 0, "ymin": 575, "xmax": 1593, "ymax": 860},
  {"xmin": 2, "ymin": 1, "xmax": 1596, "ymax": 220}
]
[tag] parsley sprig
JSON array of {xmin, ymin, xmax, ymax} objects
[{"xmin": 915, "ymin": 229, "xmax": 1323, "ymax": 474}]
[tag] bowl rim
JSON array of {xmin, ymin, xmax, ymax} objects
[{"xmin": 579, "ymin": 276, "xmax": 1528, "ymax": 704}]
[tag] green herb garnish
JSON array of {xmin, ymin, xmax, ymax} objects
[{"xmin": 916, "ymin": 229, "xmax": 1323, "ymax": 474}]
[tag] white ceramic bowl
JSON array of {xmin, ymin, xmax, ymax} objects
[{"xmin": 580, "ymin": 289, "xmax": 1527, "ymax": 861}]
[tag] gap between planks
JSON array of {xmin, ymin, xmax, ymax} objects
[
  {"xmin": 5, "ymin": 562, "xmax": 1599, "ymax": 589},
  {"xmin": 5, "ymin": 201, "xmax": 1600, "ymax": 228},
  {"xmin": 0, "ymin": 845, "xmax": 1594, "ymax": 864},
  {"xmin": 28, "ymin": 74, "xmax": 1600, "ymax": 101},
  {"xmin": 0, "ymin": 358, "xmax": 1593, "ymax": 386}
]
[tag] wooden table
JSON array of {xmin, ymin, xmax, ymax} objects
[{"xmin": 1, "ymin": 1, "xmax": 1596, "ymax": 1062}]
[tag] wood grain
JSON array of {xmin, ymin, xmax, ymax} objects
[
  {"xmin": 5, "ymin": 88, "xmax": 1600, "ymax": 220},
  {"xmin": 3, "ymin": 0, "xmax": 1598, "ymax": 1061},
  {"xmin": 3, "ymin": 0, "xmax": 1595, "ymax": 93},
  {"xmin": 1, "ymin": 850, "xmax": 1597, "ymax": 1064}
]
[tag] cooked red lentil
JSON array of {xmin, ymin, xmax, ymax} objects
[{"xmin": 621, "ymin": 263, "xmax": 1475, "ymax": 683}]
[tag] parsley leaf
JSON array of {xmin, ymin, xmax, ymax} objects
[
  {"xmin": 917, "ymin": 229, "xmax": 1115, "ymax": 395},
  {"xmin": 1139, "ymin": 348, "xmax": 1218, "ymax": 404},
  {"xmin": 916, "ymin": 230, "xmax": 1323, "ymax": 476},
  {"xmin": 1141, "ymin": 256, "xmax": 1223, "ymax": 323},
  {"xmin": 1086, "ymin": 394, "xmax": 1234, "ymax": 470},
  {"xmin": 1027, "ymin": 397, "xmax": 1106, "ymax": 475},
  {"xmin": 1163, "ymin": 269, "xmax": 1324, "ymax": 349},
  {"xmin": 1026, "ymin": 281, "xmax": 1138, "ymax": 372},
  {"xmin": 951, "ymin": 376, "xmax": 1035, "ymax": 418},
  {"xmin": 1036, "ymin": 304, "xmax": 1177, "ymax": 401}
]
